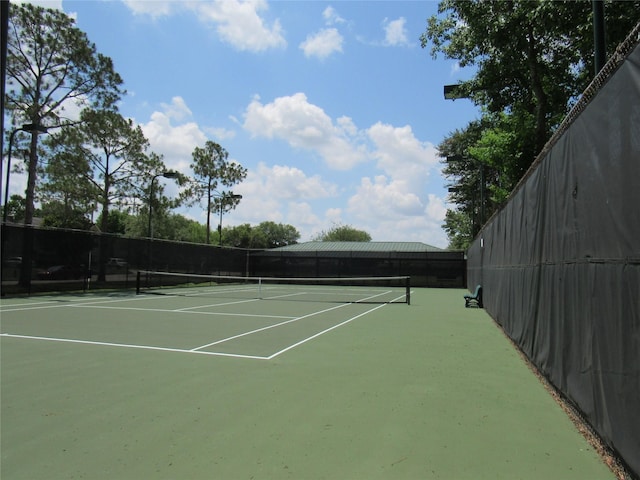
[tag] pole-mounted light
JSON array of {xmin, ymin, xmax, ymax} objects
[
  {"xmin": 147, "ymin": 171, "xmax": 179, "ymax": 239},
  {"xmin": 217, "ymin": 193, "xmax": 243, "ymax": 246},
  {"xmin": 146, "ymin": 171, "xmax": 179, "ymax": 273}
]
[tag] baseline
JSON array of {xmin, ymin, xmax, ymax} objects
[{"xmin": 0, "ymin": 333, "xmax": 268, "ymax": 360}]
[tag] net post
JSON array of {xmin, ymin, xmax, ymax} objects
[
  {"xmin": 136, "ymin": 271, "xmax": 141, "ymax": 295},
  {"xmin": 405, "ymin": 276, "xmax": 410, "ymax": 305}
]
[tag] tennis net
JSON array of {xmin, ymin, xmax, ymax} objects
[{"xmin": 136, "ymin": 271, "xmax": 410, "ymax": 304}]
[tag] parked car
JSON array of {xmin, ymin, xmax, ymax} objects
[
  {"xmin": 37, "ymin": 265, "xmax": 86, "ymax": 280},
  {"xmin": 4, "ymin": 256, "xmax": 22, "ymax": 266},
  {"xmin": 107, "ymin": 257, "xmax": 128, "ymax": 268}
]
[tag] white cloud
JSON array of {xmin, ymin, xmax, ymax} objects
[
  {"xmin": 383, "ymin": 17, "xmax": 409, "ymax": 46},
  {"xmin": 346, "ymin": 179, "xmax": 448, "ymax": 245},
  {"xmin": 122, "ymin": 0, "xmax": 176, "ymax": 18},
  {"xmin": 160, "ymin": 96, "xmax": 192, "ymax": 121},
  {"xmin": 337, "ymin": 116, "xmax": 357, "ymax": 136},
  {"xmin": 242, "ymin": 93, "xmax": 366, "ymax": 170},
  {"xmin": 338, "ymin": 125, "xmax": 447, "ymax": 245},
  {"xmin": 322, "ymin": 6, "xmax": 345, "ymax": 25},
  {"xmin": 254, "ymin": 163, "xmax": 337, "ymax": 200},
  {"xmin": 138, "ymin": 97, "xmax": 206, "ymax": 173},
  {"xmin": 425, "ymin": 193, "xmax": 447, "ymax": 221},
  {"xmin": 324, "ymin": 208, "xmax": 342, "ymax": 224},
  {"xmin": 299, "ymin": 28, "xmax": 343, "ymax": 59},
  {"xmin": 231, "ymin": 163, "xmax": 337, "ymax": 232},
  {"xmin": 287, "ymin": 202, "xmax": 321, "ymax": 228},
  {"xmin": 367, "ymin": 122, "xmax": 439, "ymax": 190},
  {"xmin": 17, "ymin": 0, "xmax": 64, "ymax": 10},
  {"xmin": 204, "ymin": 126, "xmax": 236, "ymax": 140},
  {"xmin": 195, "ymin": 0, "xmax": 286, "ymax": 52},
  {"xmin": 121, "ymin": 0, "xmax": 286, "ymax": 52},
  {"xmin": 305, "ymin": 207, "xmax": 344, "ymax": 242},
  {"xmin": 134, "ymin": 96, "xmax": 448, "ymax": 246},
  {"xmin": 348, "ymin": 176, "xmax": 424, "ymax": 220}
]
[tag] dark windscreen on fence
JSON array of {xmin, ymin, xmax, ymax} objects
[
  {"xmin": 250, "ymin": 248, "xmax": 465, "ymax": 288},
  {"xmin": 1, "ymin": 228, "xmax": 465, "ymax": 296},
  {"xmin": 467, "ymin": 25, "xmax": 640, "ymax": 477},
  {"xmin": 0, "ymin": 227, "xmax": 251, "ymax": 295}
]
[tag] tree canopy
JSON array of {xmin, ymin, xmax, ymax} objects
[
  {"xmin": 6, "ymin": 2, "xmax": 124, "ymax": 225},
  {"xmin": 223, "ymin": 222, "xmax": 300, "ymax": 249},
  {"xmin": 43, "ymin": 108, "xmax": 167, "ymax": 234},
  {"xmin": 313, "ymin": 224, "xmax": 371, "ymax": 242},
  {"xmin": 422, "ymin": 0, "xmax": 640, "ymax": 249},
  {"xmin": 185, "ymin": 141, "xmax": 247, "ymax": 244}
]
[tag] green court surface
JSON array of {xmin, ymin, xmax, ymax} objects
[{"xmin": 1, "ymin": 288, "xmax": 614, "ymax": 479}]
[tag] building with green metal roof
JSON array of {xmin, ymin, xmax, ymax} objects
[
  {"xmin": 250, "ymin": 241, "xmax": 464, "ymax": 287},
  {"xmin": 269, "ymin": 241, "xmax": 444, "ymax": 253}
]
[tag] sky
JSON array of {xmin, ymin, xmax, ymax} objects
[{"xmin": 11, "ymin": 0, "xmax": 480, "ymax": 248}]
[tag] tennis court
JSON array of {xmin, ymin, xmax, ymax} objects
[{"xmin": 1, "ymin": 286, "xmax": 614, "ymax": 479}]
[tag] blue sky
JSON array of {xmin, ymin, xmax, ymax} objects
[{"xmin": 16, "ymin": 0, "xmax": 479, "ymax": 247}]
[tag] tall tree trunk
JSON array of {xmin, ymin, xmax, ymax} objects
[
  {"xmin": 19, "ymin": 131, "xmax": 39, "ymax": 289},
  {"xmin": 206, "ymin": 179, "xmax": 212, "ymax": 245},
  {"xmin": 97, "ymin": 161, "xmax": 110, "ymax": 281},
  {"xmin": 526, "ymin": 25, "xmax": 549, "ymax": 156},
  {"xmin": 23, "ymin": 131, "xmax": 39, "ymax": 225}
]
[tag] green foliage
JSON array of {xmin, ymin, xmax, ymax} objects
[
  {"xmin": 223, "ymin": 224, "xmax": 266, "ymax": 248},
  {"xmin": 40, "ymin": 201, "xmax": 93, "ymax": 230},
  {"xmin": 186, "ymin": 141, "xmax": 248, "ymax": 244},
  {"xmin": 6, "ymin": 2, "xmax": 124, "ymax": 224},
  {"xmin": 117, "ymin": 211, "xmax": 207, "ymax": 243},
  {"xmin": 424, "ymin": 1, "xmax": 593, "ymax": 156},
  {"xmin": 313, "ymin": 224, "xmax": 371, "ymax": 242},
  {"xmin": 466, "ymin": 113, "xmax": 523, "ymax": 208},
  {"xmin": 95, "ymin": 210, "xmax": 131, "ymax": 235},
  {"xmin": 424, "ymin": 0, "xmax": 640, "ymax": 242},
  {"xmin": 223, "ymin": 222, "xmax": 300, "ymax": 248},
  {"xmin": 44, "ymin": 108, "xmax": 168, "ymax": 235},
  {"xmin": 39, "ymin": 132, "xmax": 98, "ymax": 229},
  {"xmin": 167, "ymin": 216, "xmax": 208, "ymax": 244},
  {"xmin": 255, "ymin": 221, "xmax": 300, "ymax": 248},
  {"xmin": 2, "ymin": 195, "xmax": 28, "ymax": 223},
  {"xmin": 443, "ymin": 209, "xmax": 473, "ymax": 250}
]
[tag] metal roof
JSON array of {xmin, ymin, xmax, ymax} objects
[{"xmin": 271, "ymin": 241, "xmax": 444, "ymax": 253}]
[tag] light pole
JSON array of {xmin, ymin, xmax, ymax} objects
[
  {"xmin": 2, "ymin": 123, "xmax": 49, "ymax": 223},
  {"xmin": 147, "ymin": 171, "xmax": 179, "ymax": 272},
  {"xmin": 215, "ymin": 192, "xmax": 242, "ymax": 247},
  {"xmin": 147, "ymin": 171, "xmax": 179, "ymax": 239}
]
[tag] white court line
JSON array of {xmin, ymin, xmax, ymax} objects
[
  {"xmin": 0, "ymin": 292, "xmax": 282, "ymax": 317},
  {"xmin": 0, "ymin": 294, "xmax": 156, "ymax": 312},
  {"xmin": 191, "ymin": 302, "xmax": 354, "ymax": 351},
  {"xmin": 156, "ymin": 285, "xmax": 259, "ymax": 298},
  {"xmin": 1, "ymin": 291, "xmax": 405, "ymax": 360},
  {"xmin": 268, "ymin": 303, "xmax": 388, "ymax": 359},
  {"xmin": 0, "ymin": 299, "xmax": 59, "ymax": 309},
  {"xmin": 265, "ymin": 290, "xmax": 407, "ymax": 359},
  {"xmin": 0, "ymin": 333, "xmax": 268, "ymax": 360},
  {"xmin": 69, "ymin": 304, "xmax": 293, "ymax": 319},
  {"xmin": 262, "ymin": 291, "xmax": 309, "ymax": 300},
  {"xmin": 174, "ymin": 297, "xmax": 261, "ymax": 311}
]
